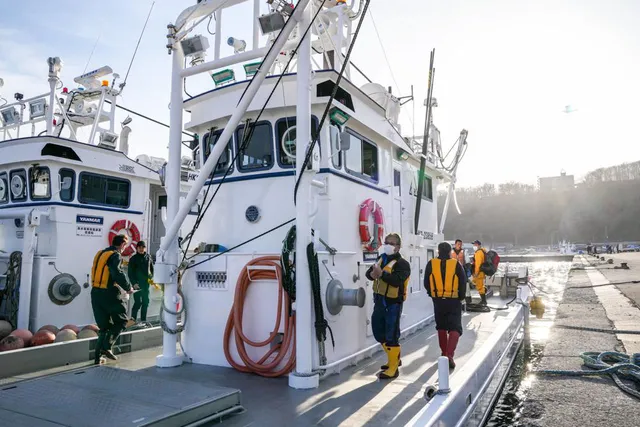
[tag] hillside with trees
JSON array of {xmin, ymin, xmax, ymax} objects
[{"xmin": 440, "ymin": 161, "xmax": 640, "ymax": 246}]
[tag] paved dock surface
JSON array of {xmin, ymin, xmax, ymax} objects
[{"xmin": 520, "ymin": 255, "xmax": 640, "ymax": 426}]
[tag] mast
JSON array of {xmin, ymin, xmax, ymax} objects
[
  {"xmin": 414, "ymin": 49, "xmax": 435, "ymax": 234},
  {"xmin": 289, "ymin": 0, "xmax": 319, "ymax": 390}
]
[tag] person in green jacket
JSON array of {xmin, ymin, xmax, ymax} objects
[{"xmin": 128, "ymin": 241, "xmax": 154, "ymax": 322}]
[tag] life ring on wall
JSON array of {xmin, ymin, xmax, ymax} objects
[
  {"xmin": 109, "ymin": 219, "xmax": 141, "ymax": 257},
  {"xmin": 359, "ymin": 198, "xmax": 385, "ymax": 251}
]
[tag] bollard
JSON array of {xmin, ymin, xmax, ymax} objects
[{"xmin": 437, "ymin": 356, "xmax": 451, "ymax": 394}]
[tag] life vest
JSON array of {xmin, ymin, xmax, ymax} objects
[
  {"xmin": 428, "ymin": 258, "xmax": 460, "ymax": 298},
  {"xmin": 373, "ymin": 258, "xmax": 409, "ymax": 301},
  {"xmin": 91, "ymin": 249, "xmax": 116, "ymax": 289}
]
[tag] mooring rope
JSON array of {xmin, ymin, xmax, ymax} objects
[{"xmin": 534, "ymin": 351, "xmax": 640, "ymax": 400}]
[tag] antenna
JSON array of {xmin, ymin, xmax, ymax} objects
[{"xmin": 121, "ymin": 1, "xmax": 156, "ymax": 90}]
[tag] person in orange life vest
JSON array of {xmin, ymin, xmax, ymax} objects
[
  {"xmin": 425, "ymin": 242, "xmax": 467, "ymax": 369},
  {"xmin": 452, "ymin": 239, "xmax": 473, "ymax": 304},
  {"xmin": 471, "ymin": 240, "xmax": 487, "ymax": 306},
  {"xmin": 365, "ymin": 232, "xmax": 411, "ymax": 380}
]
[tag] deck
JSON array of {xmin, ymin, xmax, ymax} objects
[{"xmin": 0, "ymin": 293, "xmax": 525, "ymax": 427}]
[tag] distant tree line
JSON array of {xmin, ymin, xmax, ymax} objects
[{"xmin": 440, "ymin": 161, "xmax": 640, "ymax": 246}]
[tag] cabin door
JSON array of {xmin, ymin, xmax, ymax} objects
[{"xmin": 392, "ymin": 168, "xmax": 403, "ymax": 235}]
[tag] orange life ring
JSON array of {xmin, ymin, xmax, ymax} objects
[
  {"xmin": 359, "ymin": 198, "xmax": 385, "ymax": 251},
  {"xmin": 109, "ymin": 219, "xmax": 141, "ymax": 257}
]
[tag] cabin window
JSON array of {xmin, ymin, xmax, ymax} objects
[
  {"xmin": 59, "ymin": 169, "xmax": 76, "ymax": 202},
  {"xmin": 236, "ymin": 121, "xmax": 274, "ymax": 172},
  {"xmin": 9, "ymin": 169, "xmax": 28, "ymax": 202},
  {"xmin": 344, "ymin": 130, "xmax": 379, "ymax": 182},
  {"xmin": 329, "ymin": 125, "xmax": 342, "ymax": 169},
  {"xmin": 419, "ymin": 174, "xmax": 433, "ymax": 201},
  {"xmin": 275, "ymin": 116, "xmax": 320, "ymax": 168},
  {"xmin": 79, "ymin": 172, "xmax": 130, "ymax": 208},
  {"xmin": 0, "ymin": 172, "xmax": 8, "ymax": 204},
  {"xmin": 202, "ymin": 130, "xmax": 233, "ymax": 177},
  {"xmin": 29, "ymin": 166, "xmax": 51, "ymax": 200}
]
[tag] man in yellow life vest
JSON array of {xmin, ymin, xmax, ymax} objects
[
  {"xmin": 90, "ymin": 234, "xmax": 134, "ymax": 364},
  {"xmin": 365, "ymin": 232, "xmax": 411, "ymax": 380},
  {"xmin": 425, "ymin": 242, "xmax": 467, "ymax": 369},
  {"xmin": 471, "ymin": 239, "xmax": 487, "ymax": 306}
]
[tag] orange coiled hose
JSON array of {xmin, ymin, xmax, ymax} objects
[{"xmin": 223, "ymin": 256, "xmax": 296, "ymax": 377}]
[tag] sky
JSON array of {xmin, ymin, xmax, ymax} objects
[{"xmin": 1, "ymin": 0, "xmax": 639, "ymax": 187}]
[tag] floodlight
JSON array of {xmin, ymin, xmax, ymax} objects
[
  {"xmin": 211, "ymin": 69, "xmax": 235, "ymax": 87},
  {"xmin": 227, "ymin": 37, "xmax": 246, "ymax": 53},
  {"xmin": 29, "ymin": 98, "xmax": 47, "ymax": 120},
  {"xmin": 396, "ymin": 149, "xmax": 410, "ymax": 161},
  {"xmin": 98, "ymin": 131, "xmax": 118, "ymax": 149},
  {"xmin": 181, "ymin": 35, "xmax": 210, "ymax": 57},
  {"xmin": 243, "ymin": 62, "xmax": 262, "ymax": 78},
  {"xmin": 0, "ymin": 107, "xmax": 19, "ymax": 126},
  {"xmin": 329, "ymin": 106, "xmax": 350, "ymax": 126},
  {"xmin": 259, "ymin": 12, "xmax": 286, "ymax": 35}
]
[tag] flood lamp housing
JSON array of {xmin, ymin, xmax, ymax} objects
[
  {"xmin": 258, "ymin": 12, "xmax": 286, "ymax": 35},
  {"xmin": 181, "ymin": 35, "xmax": 210, "ymax": 57},
  {"xmin": 211, "ymin": 69, "xmax": 235, "ymax": 87},
  {"xmin": 29, "ymin": 98, "xmax": 47, "ymax": 120},
  {"xmin": 243, "ymin": 62, "xmax": 262, "ymax": 78},
  {"xmin": 329, "ymin": 106, "xmax": 350, "ymax": 126},
  {"xmin": 0, "ymin": 107, "xmax": 19, "ymax": 126}
]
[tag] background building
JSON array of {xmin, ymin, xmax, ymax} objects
[{"xmin": 538, "ymin": 170, "xmax": 575, "ymax": 192}]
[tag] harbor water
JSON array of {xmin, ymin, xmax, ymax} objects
[{"xmin": 485, "ymin": 261, "xmax": 573, "ymax": 426}]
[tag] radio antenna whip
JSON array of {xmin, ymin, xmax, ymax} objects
[{"xmin": 121, "ymin": 1, "xmax": 155, "ymax": 91}]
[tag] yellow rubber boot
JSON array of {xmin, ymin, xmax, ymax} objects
[
  {"xmin": 379, "ymin": 345, "xmax": 400, "ymax": 379},
  {"xmin": 379, "ymin": 343, "xmax": 390, "ymax": 371}
]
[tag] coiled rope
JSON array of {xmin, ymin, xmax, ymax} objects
[{"xmin": 534, "ymin": 351, "xmax": 640, "ymax": 400}]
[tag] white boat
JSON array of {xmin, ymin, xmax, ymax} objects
[
  {"xmin": 0, "ymin": 1, "xmax": 533, "ymax": 426},
  {"xmin": 0, "ymin": 59, "xmax": 197, "ymax": 331}
]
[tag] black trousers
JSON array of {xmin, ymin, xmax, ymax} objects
[
  {"xmin": 91, "ymin": 288, "xmax": 128, "ymax": 354},
  {"xmin": 432, "ymin": 298, "xmax": 463, "ymax": 336},
  {"xmin": 131, "ymin": 284, "xmax": 150, "ymax": 321}
]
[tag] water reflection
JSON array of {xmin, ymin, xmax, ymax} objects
[{"xmin": 485, "ymin": 261, "xmax": 572, "ymax": 427}]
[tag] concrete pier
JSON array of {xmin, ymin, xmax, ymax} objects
[{"xmin": 521, "ymin": 254, "xmax": 640, "ymax": 426}]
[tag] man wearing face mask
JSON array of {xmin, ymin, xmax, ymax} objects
[
  {"xmin": 365, "ymin": 233, "xmax": 411, "ymax": 380},
  {"xmin": 471, "ymin": 240, "xmax": 487, "ymax": 306}
]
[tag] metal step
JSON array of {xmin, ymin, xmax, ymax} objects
[{"xmin": 0, "ymin": 366, "xmax": 242, "ymax": 426}]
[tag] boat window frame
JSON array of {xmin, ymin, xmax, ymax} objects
[
  {"xmin": 329, "ymin": 124, "xmax": 343, "ymax": 170},
  {"xmin": 9, "ymin": 169, "xmax": 28, "ymax": 203},
  {"xmin": 201, "ymin": 129, "xmax": 234, "ymax": 177},
  {"xmin": 235, "ymin": 120, "xmax": 275, "ymax": 173},
  {"xmin": 0, "ymin": 171, "xmax": 8, "ymax": 205},
  {"xmin": 78, "ymin": 171, "xmax": 131, "ymax": 209},
  {"xmin": 59, "ymin": 168, "xmax": 76, "ymax": 202},
  {"xmin": 274, "ymin": 115, "xmax": 320, "ymax": 169},
  {"xmin": 419, "ymin": 174, "xmax": 433, "ymax": 202},
  {"xmin": 343, "ymin": 128, "xmax": 379, "ymax": 184},
  {"xmin": 29, "ymin": 166, "xmax": 52, "ymax": 201}
]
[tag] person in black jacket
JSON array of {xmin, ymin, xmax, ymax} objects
[
  {"xmin": 90, "ymin": 234, "xmax": 133, "ymax": 364},
  {"xmin": 128, "ymin": 241, "xmax": 154, "ymax": 322},
  {"xmin": 365, "ymin": 232, "xmax": 411, "ymax": 380},
  {"xmin": 425, "ymin": 242, "xmax": 467, "ymax": 369}
]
